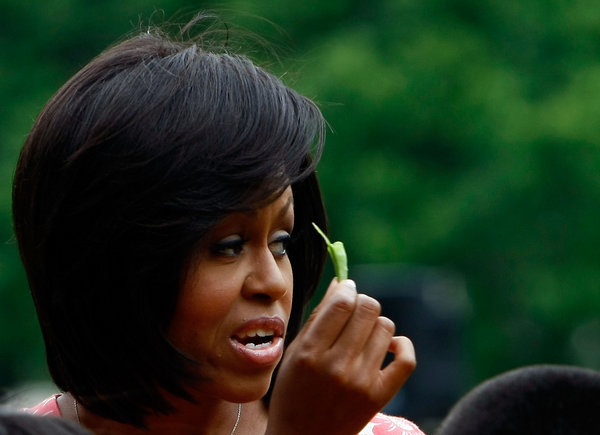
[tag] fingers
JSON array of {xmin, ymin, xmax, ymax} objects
[
  {"xmin": 301, "ymin": 279, "xmax": 402, "ymax": 361},
  {"xmin": 299, "ymin": 277, "xmax": 416, "ymax": 380},
  {"xmin": 303, "ymin": 278, "xmax": 354, "ymax": 327},
  {"xmin": 360, "ymin": 316, "xmax": 396, "ymax": 370},
  {"xmin": 333, "ymin": 294, "xmax": 383, "ymax": 357},
  {"xmin": 301, "ymin": 279, "xmax": 358, "ymax": 347},
  {"xmin": 277, "ymin": 279, "xmax": 417, "ymax": 431}
]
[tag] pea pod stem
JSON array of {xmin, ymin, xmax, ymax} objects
[{"xmin": 312, "ymin": 222, "xmax": 348, "ymax": 281}]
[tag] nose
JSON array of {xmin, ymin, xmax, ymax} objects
[{"xmin": 242, "ymin": 247, "xmax": 290, "ymax": 302}]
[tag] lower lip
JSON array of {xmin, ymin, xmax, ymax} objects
[{"xmin": 231, "ymin": 336, "xmax": 285, "ymax": 367}]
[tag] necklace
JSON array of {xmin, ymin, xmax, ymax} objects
[
  {"xmin": 231, "ymin": 403, "xmax": 242, "ymax": 435},
  {"xmin": 73, "ymin": 398, "xmax": 242, "ymax": 434}
]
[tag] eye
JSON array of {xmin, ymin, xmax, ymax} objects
[
  {"xmin": 211, "ymin": 235, "xmax": 245, "ymax": 257},
  {"xmin": 269, "ymin": 232, "xmax": 291, "ymax": 257}
]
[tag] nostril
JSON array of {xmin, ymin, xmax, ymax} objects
[
  {"xmin": 241, "ymin": 255, "xmax": 290, "ymax": 301},
  {"xmin": 252, "ymin": 293, "xmax": 273, "ymax": 302}
]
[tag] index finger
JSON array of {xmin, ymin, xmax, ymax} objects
[
  {"xmin": 303, "ymin": 278, "xmax": 356, "ymax": 329},
  {"xmin": 299, "ymin": 280, "xmax": 358, "ymax": 349}
]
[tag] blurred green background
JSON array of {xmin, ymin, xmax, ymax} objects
[{"xmin": 1, "ymin": 0, "xmax": 599, "ymax": 430}]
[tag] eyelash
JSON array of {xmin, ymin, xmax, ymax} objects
[
  {"xmin": 210, "ymin": 237, "xmax": 246, "ymax": 257},
  {"xmin": 210, "ymin": 233, "xmax": 292, "ymax": 258},
  {"xmin": 270, "ymin": 234, "xmax": 291, "ymax": 257}
]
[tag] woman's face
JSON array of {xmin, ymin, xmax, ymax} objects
[{"xmin": 168, "ymin": 187, "xmax": 295, "ymax": 402}]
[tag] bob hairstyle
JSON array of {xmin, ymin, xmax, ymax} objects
[{"xmin": 12, "ymin": 21, "xmax": 328, "ymax": 427}]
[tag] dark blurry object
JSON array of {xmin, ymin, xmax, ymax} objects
[
  {"xmin": 0, "ymin": 407, "xmax": 91, "ymax": 435},
  {"xmin": 434, "ymin": 364, "xmax": 600, "ymax": 435}
]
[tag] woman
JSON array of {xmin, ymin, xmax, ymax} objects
[{"xmin": 15, "ymin": 16, "xmax": 422, "ymax": 434}]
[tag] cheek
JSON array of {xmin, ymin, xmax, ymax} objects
[{"xmin": 168, "ymin": 273, "xmax": 239, "ymax": 347}]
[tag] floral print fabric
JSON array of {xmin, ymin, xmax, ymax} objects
[
  {"xmin": 359, "ymin": 413, "xmax": 425, "ymax": 435},
  {"xmin": 26, "ymin": 395, "xmax": 425, "ymax": 434}
]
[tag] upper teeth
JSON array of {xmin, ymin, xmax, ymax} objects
[{"xmin": 241, "ymin": 329, "xmax": 274, "ymax": 338}]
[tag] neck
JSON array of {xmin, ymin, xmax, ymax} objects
[{"xmin": 62, "ymin": 393, "xmax": 268, "ymax": 435}]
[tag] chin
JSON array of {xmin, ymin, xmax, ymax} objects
[{"xmin": 225, "ymin": 373, "xmax": 274, "ymax": 403}]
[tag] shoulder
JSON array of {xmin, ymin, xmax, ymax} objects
[
  {"xmin": 22, "ymin": 394, "xmax": 62, "ymax": 417},
  {"xmin": 359, "ymin": 412, "xmax": 425, "ymax": 435}
]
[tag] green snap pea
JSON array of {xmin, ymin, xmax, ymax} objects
[{"xmin": 312, "ymin": 222, "xmax": 348, "ymax": 281}]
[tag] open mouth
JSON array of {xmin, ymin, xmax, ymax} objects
[
  {"xmin": 230, "ymin": 318, "xmax": 286, "ymax": 365},
  {"xmin": 233, "ymin": 329, "xmax": 276, "ymax": 349},
  {"xmin": 230, "ymin": 317, "xmax": 286, "ymax": 365}
]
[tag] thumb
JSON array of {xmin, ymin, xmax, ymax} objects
[{"xmin": 378, "ymin": 336, "xmax": 417, "ymax": 398}]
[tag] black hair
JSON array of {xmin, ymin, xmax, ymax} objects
[
  {"xmin": 435, "ymin": 364, "xmax": 600, "ymax": 435},
  {"xmin": 12, "ymin": 19, "xmax": 328, "ymax": 427}
]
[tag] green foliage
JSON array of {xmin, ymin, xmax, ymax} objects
[{"xmin": 1, "ymin": 0, "xmax": 599, "ymax": 400}]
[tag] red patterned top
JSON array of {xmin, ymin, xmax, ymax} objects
[
  {"xmin": 25, "ymin": 395, "xmax": 425, "ymax": 434},
  {"xmin": 25, "ymin": 394, "xmax": 61, "ymax": 417},
  {"xmin": 358, "ymin": 412, "xmax": 425, "ymax": 434}
]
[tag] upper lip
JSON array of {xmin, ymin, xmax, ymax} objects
[{"xmin": 232, "ymin": 317, "xmax": 285, "ymax": 341}]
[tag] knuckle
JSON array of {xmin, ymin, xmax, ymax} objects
[
  {"xmin": 376, "ymin": 316, "xmax": 396, "ymax": 335},
  {"xmin": 330, "ymin": 291, "xmax": 356, "ymax": 314},
  {"xmin": 407, "ymin": 355, "xmax": 417, "ymax": 371},
  {"xmin": 392, "ymin": 335, "xmax": 417, "ymax": 373},
  {"xmin": 304, "ymin": 309, "xmax": 320, "ymax": 325},
  {"xmin": 327, "ymin": 363, "xmax": 350, "ymax": 384},
  {"xmin": 400, "ymin": 337, "xmax": 417, "ymax": 370},
  {"xmin": 400, "ymin": 354, "xmax": 417, "ymax": 376},
  {"xmin": 293, "ymin": 350, "xmax": 322, "ymax": 372},
  {"xmin": 356, "ymin": 294, "xmax": 381, "ymax": 317}
]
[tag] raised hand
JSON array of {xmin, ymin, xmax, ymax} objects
[{"xmin": 266, "ymin": 279, "xmax": 416, "ymax": 435}]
